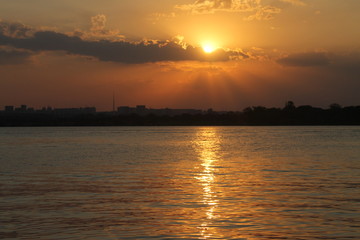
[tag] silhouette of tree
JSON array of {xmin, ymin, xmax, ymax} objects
[
  {"xmin": 329, "ymin": 103, "xmax": 342, "ymax": 110},
  {"xmin": 243, "ymin": 107, "xmax": 253, "ymax": 113},
  {"xmin": 283, "ymin": 101, "xmax": 295, "ymax": 111}
]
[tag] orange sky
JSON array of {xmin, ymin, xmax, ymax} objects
[{"xmin": 0, "ymin": 0, "xmax": 359, "ymax": 110}]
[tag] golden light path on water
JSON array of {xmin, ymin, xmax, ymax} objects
[{"xmin": 193, "ymin": 128, "xmax": 222, "ymax": 239}]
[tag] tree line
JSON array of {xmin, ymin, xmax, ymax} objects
[{"xmin": 1, "ymin": 101, "xmax": 360, "ymax": 126}]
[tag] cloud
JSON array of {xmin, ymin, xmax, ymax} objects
[
  {"xmin": 0, "ymin": 20, "xmax": 33, "ymax": 38},
  {"xmin": 280, "ymin": 0, "xmax": 306, "ymax": 6},
  {"xmin": 175, "ymin": 0, "xmax": 282, "ymax": 20},
  {"xmin": 176, "ymin": 0, "xmax": 260, "ymax": 13},
  {"xmin": 0, "ymin": 47, "xmax": 32, "ymax": 65},
  {"xmin": 244, "ymin": 6, "xmax": 281, "ymax": 21},
  {"xmin": 277, "ymin": 52, "xmax": 330, "ymax": 67},
  {"xmin": 91, "ymin": 14, "xmax": 107, "ymax": 32},
  {"xmin": 148, "ymin": 12, "xmax": 176, "ymax": 25},
  {"xmin": 0, "ymin": 21, "xmax": 247, "ymax": 64},
  {"xmin": 73, "ymin": 14, "xmax": 124, "ymax": 41},
  {"xmin": 327, "ymin": 52, "xmax": 360, "ymax": 77},
  {"xmin": 276, "ymin": 51, "xmax": 360, "ymax": 80}
]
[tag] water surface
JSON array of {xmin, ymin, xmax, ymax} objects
[{"xmin": 0, "ymin": 126, "xmax": 359, "ymax": 239}]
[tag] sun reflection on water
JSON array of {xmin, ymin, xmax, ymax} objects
[{"xmin": 193, "ymin": 128, "xmax": 222, "ymax": 239}]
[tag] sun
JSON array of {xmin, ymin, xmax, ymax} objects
[{"xmin": 202, "ymin": 43, "xmax": 216, "ymax": 54}]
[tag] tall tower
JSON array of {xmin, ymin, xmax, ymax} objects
[{"xmin": 112, "ymin": 92, "xmax": 115, "ymax": 112}]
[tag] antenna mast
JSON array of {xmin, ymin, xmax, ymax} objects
[{"xmin": 112, "ymin": 92, "xmax": 115, "ymax": 112}]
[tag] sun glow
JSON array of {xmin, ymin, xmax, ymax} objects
[{"xmin": 202, "ymin": 43, "xmax": 217, "ymax": 53}]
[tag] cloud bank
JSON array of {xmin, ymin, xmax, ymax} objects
[
  {"xmin": 277, "ymin": 52, "xmax": 330, "ymax": 67},
  {"xmin": 0, "ymin": 20, "xmax": 247, "ymax": 64},
  {"xmin": 276, "ymin": 51, "xmax": 360, "ymax": 80},
  {"xmin": 0, "ymin": 48, "xmax": 32, "ymax": 65}
]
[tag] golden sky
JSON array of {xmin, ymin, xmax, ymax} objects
[{"xmin": 0, "ymin": 0, "xmax": 359, "ymax": 110}]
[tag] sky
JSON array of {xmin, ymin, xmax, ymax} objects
[{"xmin": 0, "ymin": 0, "xmax": 359, "ymax": 111}]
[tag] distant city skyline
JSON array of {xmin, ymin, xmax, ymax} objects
[
  {"xmin": 1, "ymin": 101, "xmax": 356, "ymax": 114},
  {"xmin": 0, "ymin": 103, "xmax": 203, "ymax": 116}
]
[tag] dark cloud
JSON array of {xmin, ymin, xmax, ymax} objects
[
  {"xmin": 0, "ymin": 21, "xmax": 247, "ymax": 64},
  {"xmin": 277, "ymin": 51, "xmax": 360, "ymax": 78},
  {"xmin": 0, "ymin": 21, "xmax": 33, "ymax": 38},
  {"xmin": 327, "ymin": 52, "xmax": 360, "ymax": 77},
  {"xmin": 0, "ymin": 48, "xmax": 32, "ymax": 65},
  {"xmin": 277, "ymin": 52, "xmax": 330, "ymax": 67}
]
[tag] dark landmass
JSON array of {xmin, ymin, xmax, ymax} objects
[{"xmin": 1, "ymin": 102, "xmax": 360, "ymax": 126}]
